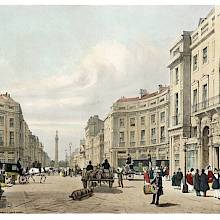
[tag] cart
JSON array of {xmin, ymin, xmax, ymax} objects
[
  {"xmin": 81, "ymin": 168, "xmax": 114, "ymax": 189},
  {"xmin": 0, "ymin": 163, "xmax": 19, "ymax": 185}
]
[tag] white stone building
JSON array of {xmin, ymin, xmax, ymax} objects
[
  {"xmin": 104, "ymin": 85, "xmax": 170, "ymax": 168},
  {"xmin": 168, "ymin": 6, "xmax": 220, "ymax": 172},
  {"xmin": 0, "ymin": 93, "xmax": 49, "ymax": 167}
]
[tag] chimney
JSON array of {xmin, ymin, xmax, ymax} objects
[{"xmin": 158, "ymin": 84, "xmax": 163, "ymax": 91}]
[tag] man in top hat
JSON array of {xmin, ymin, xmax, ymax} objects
[{"xmin": 150, "ymin": 170, "xmax": 163, "ymax": 206}]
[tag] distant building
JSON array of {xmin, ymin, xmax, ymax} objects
[
  {"xmin": 0, "ymin": 92, "xmax": 50, "ymax": 167},
  {"xmin": 104, "ymin": 85, "xmax": 170, "ymax": 168},
  {"xmin": 85, "ymin": 115, "xmax": 104, "ymax": 165}
]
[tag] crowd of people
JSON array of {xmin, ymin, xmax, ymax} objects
[{"xmin": 171, "ymin": 166, "xmax": 220, "ymax": 199}]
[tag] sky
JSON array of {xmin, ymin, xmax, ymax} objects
[{"xmin": 0, "ymin": 5, "xmax": 213, "ymax": 160}]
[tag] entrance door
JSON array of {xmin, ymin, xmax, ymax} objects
[
  {"xmin": 202, "ymin": 126, "xmax": 209, "ymax": 168},
  {"xmin": 215, "ymin": 147, "xmax": 219, "ymax": 169}
]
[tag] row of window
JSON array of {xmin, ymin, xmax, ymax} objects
[
  {"xmin": 119, "ymin": 112, "xmax": 166, "ymax": 127},
  {"xmin": 193, "ymin": 46, "xmax": 208, "ymax": 71},
  {"xmin": 173, "ymin": 46, "xmax": 210, "ymax": 85},
  {"xmin": 192, "ymin": 83, "xmax": 208, "ymax": 111},
  {"xmin": 0, "ymin": 130, "xmax": 14, "ymax": 145},
  {"xmin": 0, "ymin": 116, "xmax": 14, "ymax": 127},
  {"xmin": 119, "ymin": 126, "xmax": 165, "ymax": 144},
  {"xmin": 0, "ymin": 105, "xmax": 15, "ymax": 110}
]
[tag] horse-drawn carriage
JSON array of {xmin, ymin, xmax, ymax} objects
[
  {"xmin": 0, "ymin": 162, "xmax": 19, "ymax": 185},
  {"xmin": 81, "ymin": 167, "xmax": 114, "ymax": 189}
]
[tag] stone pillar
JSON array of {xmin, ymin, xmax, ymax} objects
[
  {"xmin": 208, "ymin": 114, "xmax": 214, "ymax": 169},
  {"xmin": 180, "ymin": 136, "xmax": 185, "ymax": 172},
  {"xmin": 196, "ymin": 117, "xmax": 202, "ymax": 170},
  {"xmin": 55, "ymin": 130, "xmax": 59, "ymax": 168},
  {"xmin": 169, "ymin": 136, "xmax": 174, "ymax": 175}
]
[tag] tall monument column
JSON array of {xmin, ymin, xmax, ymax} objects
[{"xmin": 55, "ymin": 130, "xmax": 59, "ymax": 168}]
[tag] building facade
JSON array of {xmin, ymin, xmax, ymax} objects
[
  {"xmin": 189, "ymin": 7, "xmax": 220, "ymax": 170},
  {"xmin": 168, "ymin": 7, "xmax": 220, "ymax": 172},
  {"xmin": 85, "ymin": 115, "xmax": 104, "ymax": 165},
  {"xmin": 168, "ymin": 31, "xmax": 192, "ymax": 174},
  {"xmin": 0, "ymin": 93, "xmax": 50, "ymax": 167},
  {"xmin": 104, "ymin": 85, "xmax": 170, "ymax": 168}
]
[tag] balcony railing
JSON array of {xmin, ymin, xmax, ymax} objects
[
  {"xmin": 192, "ymin": 95, "xmax": 220, "ymax": 113},
  {"xmin": 172, "ymin": 114, "xmax": 181, "ymax": 126},
  {"xmin": 140, "ymin": 140, "xmax": 145, "ymax": 146},
  {"xmin": 130, "ymin": 142, "xmax": 136, "ymax": 147},
  {"xmin": 160, "ymin": 137, "xmax": 165, "ymax": 143},
  {"xmin": 119, "ymin": 142, "xmax": 125, "ymax": 147},
  {"xmin": 151, "ymin": 139, "xmax": 156, "ymax": 144}
]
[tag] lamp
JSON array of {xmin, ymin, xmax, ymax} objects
[{"xmin": 182, "ymin": 137, "xmax": 188, "ymax": 193}]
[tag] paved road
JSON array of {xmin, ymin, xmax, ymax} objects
[{"xmin": 1, "ymin": 175, "xmax": 220, "ymax": 213}]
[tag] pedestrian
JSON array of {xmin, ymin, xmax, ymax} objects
[
  {"xmin": 212, "ymin": 168, "xmax": 220, "ymax": 199},
  {"xmin": 172, "ymin": 172, "xmax": 176, "ymax": 187},
  {"xmin": 143, "ymin": 169, "xmax": 151, "ymax": 194},
  {"xmin": 207, "ymin": 166, "xmax": 214, "ymax": 189},
  {"xmin": 200, "ymin": 169, "xmax": 209, "ymax": 197},
  {"xmin": 193, "ymin": 169, "xmax": 201, "ymax": 196},
  {"xmin": 175, "ymin": 168, "xmax": 183, "ymax": 189},
  {"xmin": 117, "ymin": 168, "xmax": 123, "ymax": 188},
  {"xmin": 186, "ymin": 169, "xmax": 194, "ymax": 192},
  {"xmin": 150, "ymin": 171, "xmax": 163, "ymax": 206},
  {"xmin": 149, "ymin": 168, "xmax": 154, "ymax": 180}
]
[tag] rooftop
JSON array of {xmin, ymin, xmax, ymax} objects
[{"xmin": 115, "ymin": 85, "xmax": 169, "ymax": 103}]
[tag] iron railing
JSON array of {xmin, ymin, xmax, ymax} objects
[
  {"xmin": 140, "ymin": 140, "xmax": 146, "ymax": 146},
  {"xmin": 192, "ymin": 95, "xmax": 220, "ymax": 113},
  {"xmin": 160, "ymin": 137, "xmax": 165, "ymax": 143},
  {"xmin": 172, "ymin": 114, "xmax": 181, "ymax": 126}
]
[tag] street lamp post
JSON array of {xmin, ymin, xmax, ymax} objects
[
  {"xmin": 65, "ymin": 149, "xmax": 68, "ymax": 169},
  {"xmin": 182, "ymin": 137, "xmax": 188, "ymax": 193},
  {"xmin": 69, "ymin": 143, "xmax": 72, "ymax": 168}
]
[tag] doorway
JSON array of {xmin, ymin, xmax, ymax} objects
[{"xmin": 202, "ymin": 126, "xmax": 209, "ymax": 168}]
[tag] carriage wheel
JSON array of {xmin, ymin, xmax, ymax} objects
[
  {"xmin": 109, "ymin": 181, "xmax": 113, "ymax": 188},
  {"xmin": 71, "ymin": 192, "xmax": 77, "ymax": 200},
  {"xmin": 83, "ymin": 181, "xmax": 87, "ymax": 189}
]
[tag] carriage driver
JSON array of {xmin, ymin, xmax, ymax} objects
[
  {"xmin": 102, "ymin": 159, "xmax": 111, "ymax": 170},
  {"xmin": 86, "ymin": 161, "xmax": 94, "ymax": 171}
]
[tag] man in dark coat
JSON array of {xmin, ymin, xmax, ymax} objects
[
  {"xmin": 102, "ymin": 159, "xmax": 110, "ymax": 170},
  {"xmin": 150, "ymin": 171, "xmax": 163, "ymax": 206},
  {"xmin": 175, "ymin": 168, "xmax": 183, "ymax": 189},
  {"xmin": 17, "ymin": 158, "xmax": 22, "ymax": 175},
  {"xmin": 200, "ymin": 169, "xmax": 209, "ymax": 197},
  {"xmin": 172, "ymin": 172, "xmax": 176, "ymax": 187},
  {"xmin": 86, "ymin": 161, "xmax": 93, "ymax": 171},
  {"xmin": 126, "ymin": 154, "xmax": 132, "ymax": 165},
  {"xmin": 193, "ymin": 169, "xmax": 201, "ymax": 196}
]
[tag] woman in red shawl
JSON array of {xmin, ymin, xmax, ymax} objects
[
  {"xmin": 144, "ymin": 170, "xmax": 150, "ymax": 183},
  {"xmin": 143, "ymin": 169, "xmax": 151, "ymax": 194},
  {"xmin": 207, "ymin": 166, "xmax": 214, "ymax": 189},
  {"xmin": 186, "ymin": 171, "xmax": 193, "ymax": 185},
  {"xmin": 186, "ymin": 169, "xmax": 194, "ymax": 192}
]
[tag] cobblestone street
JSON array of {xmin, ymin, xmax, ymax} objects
[{"xmin": 0, "ymin": 175, "xmax": 220, "ymax": 213}]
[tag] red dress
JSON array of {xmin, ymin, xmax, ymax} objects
[
  {"xmin": 186, "ymin": 173, "xmax": 193, "ymax": 185},
  {"xmin": 144, "ymin": 172, "xmax": 150, "ymax": 183},
  {"xmin": 208, "ymin": 170, "xmax": 214, "ymax": 183}
]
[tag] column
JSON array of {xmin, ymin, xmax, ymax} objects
[
  {"xmin": 196, "ymin": 117, "xmax": 202, "ymax": 170},
  {"xmin": 169, "ymin": 136, "xmax": 174, "ymax": 175},
  {"xmin": 208, "ymin": 114, "xmax": 214, "ymax": 169}
]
